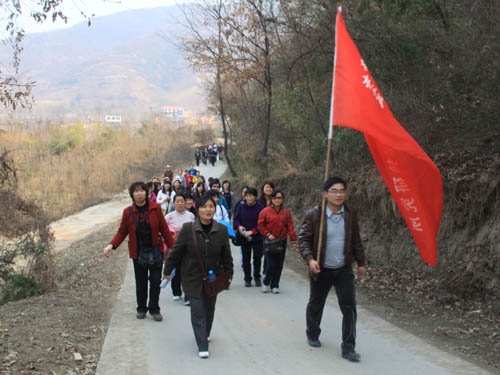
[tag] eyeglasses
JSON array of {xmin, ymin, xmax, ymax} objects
[{"xmin": 327, "ymin": 189, "xmax": 346, "ymax": 195}]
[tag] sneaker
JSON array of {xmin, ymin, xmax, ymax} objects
[
  {"xmin": 173, "ymin": 296, "xmax": 181, "ymax": 301},
  {"xmin": 244, "ymin": 281, "xmax": 251, "ymax": 287},
  {"xmin": 184, "ymin": 300, "xmax": 191, "ymax": 306},
  {"xmin": 136, "ymin": 311, "xmax": 146, "ymax": 319},
  {"xmin": 262, "ymin": 284, "xmax": 271, "ymax": 293},
  {"xmin": 254, "ymin": 279, "xmax": 262, "ymax": 287},
  {"xmin": 199, "ymin": 351, "xmax": 209, "ymax": 358},
  {"xmin": 272, "ymin": 288, "xmax": 280, "ymax": 294},
  {"xmin": 151, "ymin": 312, "xmax": 163, "ymax": 322}
]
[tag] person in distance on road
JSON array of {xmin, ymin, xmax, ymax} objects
[
  {"xmin": 164, "ymin": 165, "xmax": 174, "ymax": 182},
  {"xmin": 163, "ymin": 195, "xmax": 234, "ymax": 359},
  {"xmin": 168, "ymin": 178, "xmax": 184, "ymax": 213},
  {"xmin": 193, "ymin": 181, "xmax": 206, "ymax": 209},
  {"xmin": 174, "ymin": 169, "xmax": 186, "ymax": 189},
  {"xmin": 207, "ymin": 189, "xmax": 229, "ymax": 223},
  {"xmin": 220, "ymin": 180, "xmax": 234, "ymax": 218},
  {"xmin": 185, "ymin": 193, "xmax": 198, "ymax": 218},
  {"xmin": 298, "ymin": 176, "xmax": 366, "ymax": 362},
  {"xmin": 209, "ymin": 178, "xmax": 229, "ymax": 215},
  {"xmin": 156, "ymin": 180, "xmax": 172, "ymax": 214},
  {"xmin": 103, "ymin": 181, "xmax": 175, "ymax": 322}
]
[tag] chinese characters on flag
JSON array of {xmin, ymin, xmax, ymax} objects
[{"xmin": 331, "ymin": 8, "xmax": 443, "ymax": 265}]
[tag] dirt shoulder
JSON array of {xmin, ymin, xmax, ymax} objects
[{"xmin": 0, "ymin": 221, "xmax": 129, "ymax": 375}]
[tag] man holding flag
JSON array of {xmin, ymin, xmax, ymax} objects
[
  {"xmin": 299, "ymin": 176, "xmax": 365, "ymax": 362},
  {"xmin": 297, "ymin": 4, "xmax": 443, "ymax": 363}
]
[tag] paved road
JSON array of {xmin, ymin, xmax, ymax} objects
[
  {"xmin": 50, "ymin": 192, "xmax": 130, "ymax": 253},
  {"xmin": 54, "ymin": 161, "xmax": 494, "ymax": 375}
]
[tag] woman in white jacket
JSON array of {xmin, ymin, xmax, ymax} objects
[
  {"xmin": 207, "ymin": 189, "xmax": 228, "ymax": 222},
  {"xmin": 156, "ymin": 180, "xmax": 172, "ymax": 214}
]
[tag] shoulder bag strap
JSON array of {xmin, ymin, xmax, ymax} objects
[{"xmin": 191, "ymin": 223, "xmax": 207, "ymax": 278}]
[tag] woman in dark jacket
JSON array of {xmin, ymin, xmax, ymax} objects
[
  {"xmin": 163, "ymin": 195, "xmax": 234, "ymax": 359},
  {"xmin": 104, "ymin": 181, "xmax": 175, "ymax": 322}
]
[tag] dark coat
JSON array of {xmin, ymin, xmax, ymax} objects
[
  {"xmin": 163, "ymin": 219, "xmax": 234, "ymax": 298},
  {"xmin": 110, "ymin": 199, "xmax": 175, "ymax": 259},
  {"xmin": 298, "ymin": 203, "xmax": 365, "ymax": 269}
]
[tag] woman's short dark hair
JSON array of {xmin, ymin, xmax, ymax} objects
[
  {"xmin": 185, "ymin": 193, "xmax": 194, "ymax": 201},
  {"xmin": 173, "ymin": 192, "xmax": 185, "ymax": 202},
  {"xmin": 271, "ymin": 190, "xmax": 285, "ymax": 200},
  {"xmin": 241, "ymin": 185, "xmax": 249, "ymax": 194},
  {"xmin": 128, "ymin": 181, "xmax": 148, "ymax": 199},
  {"xmin": 323, "ymin": 176, "xmax": 347, "ymax": 191},
  {"xmin": 210, "ymin": 178, "xmax": 221, "ymax": 188},
  {"xmin": 207, "ymin": 189, "xmax": 219, "ymax": 198},
  {"xmin": 222, "ymin": 180, "xmax": 231, "ymax": 190},
  {"xmin": 197, "ymin": 195, "xmax": 216, "ymax": 208},
  {"xmin": 245, "ymin": 187, "xmax": 258, "ymax": 197}
]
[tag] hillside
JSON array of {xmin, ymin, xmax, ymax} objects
[{"xmin": 0, "ymin": 6, "xmax": 205, "ymax": 122}]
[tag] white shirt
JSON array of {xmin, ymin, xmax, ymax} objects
[
  {"xmin": 165, "ymin": 210, "xmax": 195, "ymax": 232},
  {"xmin": 214, "ymin": 204, "xmax": 228, "ymax": 222},
  {"xmin": 156, "ymin": 190, "xmax": 171, "ymax": 211}
]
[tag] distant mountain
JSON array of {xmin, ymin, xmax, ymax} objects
[{"xmin": 0, "ymin": 6, "xmax": 206, "ymax": 122}]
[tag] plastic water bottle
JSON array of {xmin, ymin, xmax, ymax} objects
[
  {"xmin": 161, "ymin": 267, "xmax": 177, "ymax": 288},
  {"xmin": 208, "ymin": 269, "xmax": 216, "ymax": 281}
]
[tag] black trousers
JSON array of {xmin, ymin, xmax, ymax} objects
[
  {"xmin": 189, "ymin": 293, "xmax": 217, "ymax": 351},
  {"xmin": 132, "ymin": 259, "xmax": 162, "ymax": 314},
  {"xmin": 241, "ymin": 240, "xmax": 263, "ymax": 282},
  {"xmin": 263, "ymin": 241, "xmax": 287, "ymax": 289},
  {"xmin": 306, "ymin": 265, "xmax": 357, "ymax": 353},
  {"xmin": 171, "ymin": 262, "xmax": 183, "ymax": 297}
]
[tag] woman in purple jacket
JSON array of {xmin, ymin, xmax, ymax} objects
[{"xmin": 233, "ymin": 187, "xmax": 265, "ymax": 287}]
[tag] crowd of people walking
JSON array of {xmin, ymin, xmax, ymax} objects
[
  {"xmin": 194, "ymin": 144, "xmax": 224, "ymax": 167},
  {"xmin": 103, "ymin": 158, "xmax": 365, "ymax": 362}
]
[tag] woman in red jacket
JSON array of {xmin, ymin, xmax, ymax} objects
[
  {"xmin": 258, "ymin": 190, "xmax": 297, "ymax": 294},
  {"xmin": 103, "ymin": 181, "xmax": 175, "ymax": 321}
]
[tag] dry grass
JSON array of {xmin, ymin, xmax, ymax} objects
[{"xmin": 1, "ymin": 121, "xmax": 193, "ymax": 220}]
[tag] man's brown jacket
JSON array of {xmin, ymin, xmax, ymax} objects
[{"xmin": 298, "ymin": 203, "xmax": 365, "ymax": 269}]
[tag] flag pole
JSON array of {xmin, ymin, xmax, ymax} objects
[{"xmin": 316, "ymin": 5, "xmax": 341, "ymax": 263}]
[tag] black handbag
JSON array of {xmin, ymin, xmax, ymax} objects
[
  {"xmin": 191, "ymin": 223, "xmax": 230, "ymax": 296},
  {"xmin": 264, "ymin": 209, "xmax": 287, "ymax": 255},
  {"xmin": 130, "ymin": 206, "xmax": 163, "ymax": 269}
]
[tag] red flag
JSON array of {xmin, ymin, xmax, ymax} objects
[{"xmin": 331, "ymin": 8, "xmax": 443, "ymax": 265}]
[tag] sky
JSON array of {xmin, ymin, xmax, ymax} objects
[{"xmin": 19, "ymin": 0, "xmax": 188, "ymax": 33}]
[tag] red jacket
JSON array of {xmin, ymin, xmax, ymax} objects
[
  {"xmin": 110, "ymin": 199, "xmax": 175, "ymax": 259},
  {"xmin": 258, "ymin": 206, "xmax": 298, "ymax": 241}
]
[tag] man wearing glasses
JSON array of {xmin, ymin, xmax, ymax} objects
[{"xmin": 298, "ymin": 176, "xmax": 366, "ymax": 362}]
